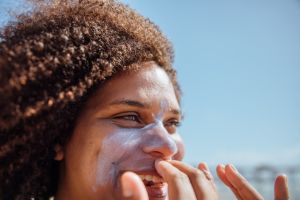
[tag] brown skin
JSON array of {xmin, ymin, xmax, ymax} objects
[
  {"xmin": 54, "ymin": 63, "xmax": 289, "ymax": 200},
  {"xmin": 54, "ymin": 63, "xmax": 184, "ymax": 200},
  {"xmin": 0, "ymin": 1, "xmax": 179, "ymax": 198}
]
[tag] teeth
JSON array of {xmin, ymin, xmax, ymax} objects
[
  {"xmin": 145, "ymin": 175, "xmax": 152, "ymax": 181},
  {"xmin": 138, "ymin": 174, "xmax": 164, "ymax": 183}
]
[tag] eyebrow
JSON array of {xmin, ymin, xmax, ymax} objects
[
  {"xmin": 109, "ymin": 99, "xmax": 149, "ymax": 108},
  {"xmin": 109, "ymin": 99, "xmax": 182, "ymax": 116},
  {"xmin": 170, "ymin": 109, "xmax": 181, "ymax": 115}
]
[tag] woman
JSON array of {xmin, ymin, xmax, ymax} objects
[{"xmin": 0, "ymin": 0, "xmax": 289, "ymax": 199}]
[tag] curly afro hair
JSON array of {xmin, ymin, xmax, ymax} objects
[{"xmin": 0, "ymin": 0, "xmax": 181, "ymax": 199}]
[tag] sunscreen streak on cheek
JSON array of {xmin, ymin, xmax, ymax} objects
[
  {"xmin": 94, "ymin": 99, "xmax": 178, "ymax": 191},
  {"xmin": 95, "ymin": 128, "xmax": 141, "ymax": 188},
  {"xmin": 94, "ymin": 123, "xmax": 158, "ymax": 188}
]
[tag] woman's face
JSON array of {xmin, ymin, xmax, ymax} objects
[{"xmin": 56, "ymin": 63, "xmax": 184, "ymax": 200}]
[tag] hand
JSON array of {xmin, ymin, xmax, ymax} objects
[
  {"xmin": 156, "ymin": 160, "xmax": 218, "ymax": 200},
  {"xmin": 120, "ymin": 160, "xmax": 218, "ymax": 200},
  {"xmin": 216, "ymin": 164, "xmax": 290, "ymax": 200}
]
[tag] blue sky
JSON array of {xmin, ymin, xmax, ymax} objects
[
  {"xmin": 1, "ymin": 0, "xmax": 300, "ymax": 167},
  {"xmin": 119, "ymin": 0, "xmax": 300, "ymax": 167}
]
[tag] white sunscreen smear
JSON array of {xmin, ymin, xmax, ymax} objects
[{"xmin": 94, "ymin": 100, "xmax": 178, "ymax": 191}]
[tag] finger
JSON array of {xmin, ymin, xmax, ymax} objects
[
  {"xmin": 274, "ymin": 174, "xmax": 289, "ymax": 200},
  {"xmin": 198, "ymin": 162, "xmax": 214, "ymax": 181},
  {"xmin": 155, "ymin": 159, "xmax": 197, "ymax": 200},
  {"xmin": 198, "ymin": 162, "xmax": 209, "ymax": 171},
  {"xmin": 216, "ymin": 164, "xmax": 242, "ymax": 200},
  {"xmin": 169, "ymin": 160, "xmax": 206, "ymax": 180},
  {"xmin": 198, "ymin": 162, "xmax": 218, "ymax": 192},
  {"xmin": 120, "ymin": 171, "xmax": 149, "ymax": 200},
  {"xmin": 225, "ymin": 164, "xmax": 263, "ymax": 200},
  {"xmin": 168, "ymin": 160, "xmax": 218, "ymax": 200},
  {"xmin": 216, "ymin": 164, "xmax": 232, "ymax": 187}
]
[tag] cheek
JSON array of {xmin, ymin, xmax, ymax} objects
[
  {"xmin": 95, "ymin": 129, "xmax": 142, "ymax": 185},
  {"xmin": 172, "ymin": 134, "xmax": 185, "ymax": 161}
]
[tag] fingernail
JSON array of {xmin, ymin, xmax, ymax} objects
[
  {"xmin": 155, "ymin": 159, "xmax": 163, "ymax": 169},
  {"xmin": 202, "ymin": 162, "xmax": 209, "ymax": 169},
  {"xmin": 229, "ymin": 164, "xmax": 238, "ymax": 172},
  {"xmin": 218, "ymin": 163, "xmax": 225, "ymax": 168},
  {"xmin": 202, "ymin": 169, "xmax": 213, "ymax": 180},
  {"xmin": 282, "ymin": 174, "xmax": 288, "ymax": 184},
  {"xmin": 155, "ymin": 159, "xmax": 164, "ymax": 175}
]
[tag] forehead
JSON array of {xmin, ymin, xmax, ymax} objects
[{"xmin": 85, "ymin": 63, "xmax": 180, "ymax": 111}]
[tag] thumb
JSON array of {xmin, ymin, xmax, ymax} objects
[{"xmin": 120, "ymin": 171, "xmax": 149, "ymax": 200}]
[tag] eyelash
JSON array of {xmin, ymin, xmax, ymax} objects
[
  {"xmin": 164, "ymin": 120, "xmax": 181, "ymax": 128},
  {"xmin": 114, "ymin": 114, "xmax": 141, "ymax": 123},
  {"xmin": 113, "ymin": 113, "xmax": 181, "ymax": 128}
]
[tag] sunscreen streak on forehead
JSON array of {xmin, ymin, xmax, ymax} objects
[
  {"xmin": 94, "ymin": 99, "xmax": 177, "ymax": 192},
  {"xmin": 156, "ymin": 99, "xmax": 168, "ymax": 120}
]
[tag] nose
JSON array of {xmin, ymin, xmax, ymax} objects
[{"xmin": 142, "ymin": 122, "xmax": 178, "ymax": 159}]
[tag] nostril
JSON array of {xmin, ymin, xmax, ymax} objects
[
  {"xmin": 148, "ymin": 151, "xmax": 165, "ymax": 158},
  {"xmin": 142, "ymin": 137, "xmax": 178, "ymax": 158},
  {"xmin": 141, "ymin": 121, "xmax": 178, "ymax": 158}
]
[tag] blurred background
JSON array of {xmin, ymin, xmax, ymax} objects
[{"xmin": 1, "ymin": 0, "xmax": 300, "ymax": 199}]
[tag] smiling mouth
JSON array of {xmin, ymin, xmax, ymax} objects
[
  {"xmin": 136, "ymin": 173, "xmax": 168, "ymax": 199},
  {"xmin": 138, "ymin": 174, "xmax": 164, "ymax": 186}
]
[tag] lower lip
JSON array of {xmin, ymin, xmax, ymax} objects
[{"xmin": 145, "ymin": 183, "xmax": 168, "ymax": 199}]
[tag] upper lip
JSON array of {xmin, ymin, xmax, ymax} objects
[
  {"xmin": 117, "ymin": 157, "xmax": 158, "ymax": 173},
  {"xmin": 118, "ymin": 169, "xmax": 165, "ymax": 188},
  {"xmin": 116, "ymin": 157, "xmax": 166, "ymax": 180},
  {"xmin": 134, "ymin": 170, "xmax": 161, "ymax": 177},
  {"xmin": 119, "ymin": 169, "xmax": 161, "ymax": 178}
]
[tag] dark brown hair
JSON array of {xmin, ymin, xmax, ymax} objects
[{"xmin": 0, "ymin": 0, "xmax": 180, "ymax": 199}]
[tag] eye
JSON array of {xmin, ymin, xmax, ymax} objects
[
  {"xmin": 164, "ymin": 119, "xmax": 181, "ymax": 134},
  {"xmin": 114, "ymin": 114, "xmax": 140, "ymax": 122},
  {"xmin": 112, "ymin": 112, "xmax": 143, "ymax": 128}
]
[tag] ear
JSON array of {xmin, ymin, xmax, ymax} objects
[{"xmin": 54, "ymin": 144, "xmax": 64, "ymax": 161}]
